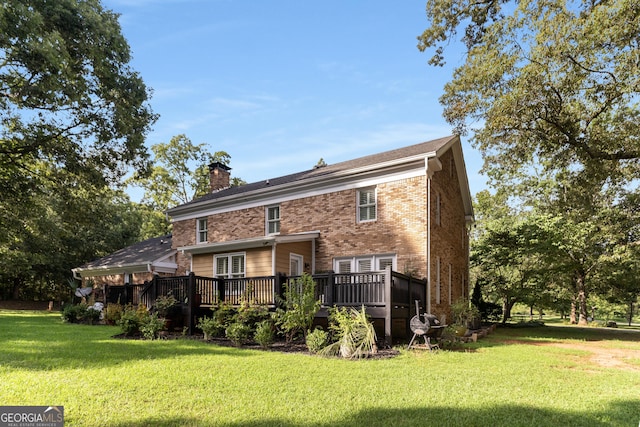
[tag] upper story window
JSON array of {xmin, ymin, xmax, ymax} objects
[
  {"xmin": 357, "ymin": 187, "xmax": 376, "ymax": 222},
  {"xmin": 266, "ymin": 205, "xmax": 280, "ymax": 235},
  {"xmin": 197, "ymin": 217, "xmax": 208, "ymax": 243}
]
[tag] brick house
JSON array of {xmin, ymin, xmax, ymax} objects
[{"xmin": 167, "ymin": 135, "xmax": 474, "ymax": 321}]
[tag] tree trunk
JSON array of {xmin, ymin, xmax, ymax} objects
[
  {"xmin": 575, "ymin": 272, "xmax": 588, "ymax": 326},
  {"xmin": 570, "ymin": 300, "xmax": 577, "ymax": 324},
  {"xmin": 502, "ymin": 296, "xmax": 516, "ymax": 324},
  {"xmin": 629, "ymin": 301, "xmax": 634, "ymax": 327}
]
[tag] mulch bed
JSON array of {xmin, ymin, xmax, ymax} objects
[{"xmin": 114, "ymin": 331, "xmax": 400, "ymax": 359}]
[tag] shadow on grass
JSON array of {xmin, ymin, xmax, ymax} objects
[
  {"xmin": 105, "ymin": 401, "xmax": 639, "ymax": 427},
  {"xmin": 0, "ymin": 310, "xmax": 256, "ymax": 371}
]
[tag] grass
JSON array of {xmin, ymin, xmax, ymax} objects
[{"xmin": 1, "ymin": 310, "xmax": 640, "ymax": 426}]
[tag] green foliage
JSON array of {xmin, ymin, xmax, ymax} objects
[
  {"xmin": 139, "ymin": 312, "xmax": 165, "ymax": 340},
  {"xmin": 225, "ymin": 322, "xmax": 251, "ymax": 347},
  {"xmin": 305, "ymin": 328, "xmax": 328, "ymax": 354},
  {"xmin": 451, "ymin": 298, "xmax": 481, "ymax": 328},
  {"xmin": 154, "ymin": 294, "xmax": 178, "ymax": 318},
  {"xmin": 117, "ymin": 304, "xmax": 148, "ymax": 336},
  {"xmin": 235, "ymin": 301, "xmax": 270, "ymax": 330},
  {"xmin": 61, "ymin": 303, "xmax": 89, "ymax": 323},
  {"xmin": 196, "ymin": 316, "xmax": 221, "ymax": 340},
  {"xmin": 273, "ymin": 274, "xmax": 321, "ymax": 342},
  {"xmin": 254, "ymin": 320, "xmax": 275, "ymax": 349},
  {"xmin": 105, "ymin": 303, "xmax": 124, "ymax": 325},
  {"xmin": 321, "ymin": 306, "xmax": 377, "ymax": 359},
  {"xmin": 419, "ymin": 0, "xmax": 640, "ymax": 188}
]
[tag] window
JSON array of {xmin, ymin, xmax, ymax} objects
[
  {"xmin": 197, "ymin": 218, "xmax": 208, "ymax": 243},
  {"xmin": 290, "ymin": 253, "xmax": 303, "ymax": 276},
  {"xmin": 266, "ymin": 205, "xmax": 280, "ymax": 235},
  {"xmin": 214, "ymin": 253, "xmax": 245, "ymax": 278},
  {"xmin": 334, "ymin": 254, "xmax": 396, "ymax": 273},
  {"xmin": 357, "ymin": 188, "xmax": 376, "ymax": 222}
]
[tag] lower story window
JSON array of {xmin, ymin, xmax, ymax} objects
[
  {"xmin": 333, "ymin": 254, "xmax": 396, "ymax": 273},
  {"xmin": 214, "ymin": 253, "xmax": 246, "ymax": 297}
]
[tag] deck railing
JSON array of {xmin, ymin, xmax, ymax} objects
[{"xmin": 104, "ymin": 269, "xmax": 427, "ymax": 340}]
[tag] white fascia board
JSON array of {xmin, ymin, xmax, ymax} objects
[
  {"xmin": 170, "ymin": 159, "xmax": 431, "ymax": 222},
  {"xmin": 274, "ymin": 231, "xmax": 321, "ymax": 244},
  {"xmin": 72, "ymin": 264, "xmax": 148, "ymax": 278}
]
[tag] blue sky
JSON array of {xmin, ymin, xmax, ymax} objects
[{"xmin": 103, "ymin": 0, "xmax": 486, "ymax": 197}]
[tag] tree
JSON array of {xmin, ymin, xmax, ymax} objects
[
  {"xmin": 129, "ymin": 134, "xmax": 244, "ymax": 238},
  {"xmin": 418, "ymin": 0, "xmax": 640, "ymax": 188},
  {"xmin": 0, "ymin": 0, "xmax": 156, "ymax": 188}
]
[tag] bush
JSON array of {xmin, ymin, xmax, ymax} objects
[
  {"xmin": 117, "ymin": 305, "xmax": 146, "ymax": 336},
  {"xmin": 105, "ymin": 303, "xmax": 123, "ymax": 325},
  {"xmin": 140, "ymin": 312, "xmax": 165, "ymax": 340},
  {"xmin": 305, "ymin": 328, "xmax": 328, "ymax": 354},
  {"xmin": 197, "ymin": 316, "xmax": 222, "ymax": 340},
  {"xmin": 235, "ymin": 302, "xmax": 270, "ymax": 330},
  {"xmin": 154, "ymin": 294, "xmax": 178, "ymax": 318},
  {"xmin": 85, "ymin": 307, "xmax": 102, "ymax": 324},
  {"xmin": 254, "ymin": 320, "xmax": 275, "ymax": 348},
  {"xmin": 61, "ymin": 303, "xmax": 88, "ymax": 323},
  {"xmin": 273, "ymin": 274, "xmax": 321, "ymax": 342},
  {"xmin": 225, "ymin": 322, "xmax": 252, "ymax": 346},
  {"xmin": 321, "ymin": 306, "xmax": 377, "ymax": 359}
]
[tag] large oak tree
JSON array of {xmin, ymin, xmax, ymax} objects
[{"xmin": 418, "ymin": 0, "xmax": 640, "ymax": 187}]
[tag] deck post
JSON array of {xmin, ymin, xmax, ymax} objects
[
  {"xmin": 384, "ymin": 266, "xmax": 392, "ymax": 345},
  {"xmin": 187, "ymin": 273, "xmax": 196, "ymax": 335},
  {"xmin": 325, "ymin": 271, "xmax": 334, "ymax": 306},
  {"xmin": 218, "ymin": 277, "xmax": 225, "ymax": 303}
]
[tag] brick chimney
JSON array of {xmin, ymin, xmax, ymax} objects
[{"xmin": 208, "ymin": 162, "xmax": 231, "ymax": 192}]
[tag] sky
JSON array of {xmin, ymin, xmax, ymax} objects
[{"xmin": 103, "ymin": 0, "xmax": 487, "ymax": 198}]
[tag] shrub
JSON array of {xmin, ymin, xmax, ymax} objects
[
  {"xmin": 273, "ymin": 273, "xmax": 321, "ymax": 342},
  {"xmin": 84, "ymin": 307, "xmax": 102, "ymax": 324},
  {"xmin": 61, "ymin": 303, "xmax": 88, "ymax": 323},
  {"xmin": 154, "ymin": 294, "xmax": 178, "ymax": 318},
  {"xmin": 254, "ymin": 320, "xmax": 275, "ymax": 348},
  {"xmin": 235, "ymin": 302, "xmax": 270, "ymax": 330},
  {"xmin": 118, "ymin": 305, "xmax": 146, "ymax": 336},
  {"xmin": 140, "ymin": 312, "xmax": 165, "ymax": 340},
  {"xmin": 306, "ymin": 328, "xmax": 328, "ymax": 354},
  {"xmin": 197, "ymin": 316, "xmax": 222, "ymax": 340},
  {"xmin": 451, "ymin": 298, "xmax": 480, "ymax": 328},
  {"xmin": 322, "ymin": 306, "xmax": 377, "ymax": 359},
  {"xmin": 212, "ymin": 302, "xmax": 237, "ymax": 334},
  {"xmin": 105, "ymin": 303, "xmax": 123, "ymax": 325},
  {"xmin": 225, "ymin": 322, "xmax": 251, "ymax": 346}
]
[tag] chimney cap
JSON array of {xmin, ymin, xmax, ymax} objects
[{"xmin": 208, "ymin": 162, "xmax": 231, "ymax": 172}]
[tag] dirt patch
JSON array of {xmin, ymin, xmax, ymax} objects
[
  {"xmin": 498, "ymin": 339, "xmax": 640, "ymax": 371},
  {"xmin": 0, "ymin": 300, "xmax": 56, "ymax": 311}
]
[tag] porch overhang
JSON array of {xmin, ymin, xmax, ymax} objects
[
  {"xmin": 71, "ymin": 259, "xmax": 178, "ymax": 279},
  {"xmin": 178, "ymin": 231, "xmax": 321, "ymax": 255}
]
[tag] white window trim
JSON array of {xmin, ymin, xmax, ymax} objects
[
  {"xmin": 333, "ymin": 254, "xmax": 396, "ymax": 273},
  {"xmin": 197, "ymin": 217, "xmax": 208, "ymax": 244},
  {"xmin": 266, "ymin": 205, "xmax": 281, "ymax": 235},
  {"xmin": 214, "ymin": 252, "xmax": 246, "ymax": 278},
  {"xmin": 290, "ymin": 253, "xmax": 304, "ymax": 276},
  {"xmin": 357, "ymin": 187, "xmax": 377, "ymax": 223}
]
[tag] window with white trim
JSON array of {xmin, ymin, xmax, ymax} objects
[
  {"xmin": 333, "ymin": 254, "xmax": 396, "ymax": 273},
  {"xmin": 357, "ymin": 187, "xmax": 377, "ymax": 222},
  {"xmin": 197, "ymin": 218, "xmax": 208, "ymax": 243},
  {"xmin": 266, "ymin": 205, "xmax": 280, "ymax": 235},
  {"xmin": 214, "ymin": 253, "xmax": 245, "ymax": 278},
  {"xmin": 290, "ymin": 253, "xmax": 303, "ymax": 276}
]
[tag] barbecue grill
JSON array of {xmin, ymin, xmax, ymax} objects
[{"xmin": 407, "ymin": 300, "xmax": 445, "ymax": 351}]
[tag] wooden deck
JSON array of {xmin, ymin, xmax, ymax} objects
[{"xmin": 104, "ymin": 270, "xmax": 427, "ymax": 343}]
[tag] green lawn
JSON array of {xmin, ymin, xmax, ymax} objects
[{"xmin": 1, "ymin": 310, "xmax": 639, "ymax": 427}]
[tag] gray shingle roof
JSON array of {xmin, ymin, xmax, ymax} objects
[
  {"xmin": 77, "ymin": 235, "xmax": 174, "ymax": 269},
  {"xmin": 178, "ymin": 135, "xmax": 457, "ymax": 208}
]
